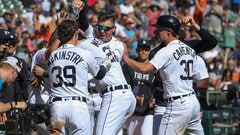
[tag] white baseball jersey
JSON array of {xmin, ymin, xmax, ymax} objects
[
  {"xmin": 150, "ymin": 40, "xmax": 198, "ymax": 99},
  {"xmin": 29, "ymin": 48, "xmax": 50, "ymax": 104},
  {"xmin": 48, "ymin": 44, "xmax": 100, "ymax": 97},
  {"xmin": 78, "ymin": 37, "xmax": 136, "ymax": 135},
  {"xmin": 193, "ymin": 55, "xmax": 209, "ymax": 82},
  {"xmin": 78, "ymin": 37, "xmax": 127, "ymax": 90}
]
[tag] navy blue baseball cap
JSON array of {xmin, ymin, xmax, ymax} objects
[
  {"xmin": 0, "ymin": 29, "xmax": 13, "ymax": 43},
  {"xmin": 137, "ymin": 39, "xmax": 151, "ymax": 48}
]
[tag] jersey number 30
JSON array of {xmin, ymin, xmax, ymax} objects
[
  {"xmin": 180, "ymin": 60, "xmax": 193, "ymax": 80},
  {"xmin": 51, "ymin": 65, "xmax": 76, "ymax": 87}
]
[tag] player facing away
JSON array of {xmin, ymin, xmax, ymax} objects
[
  {"xmin": 77, "ymin": 13, "xmax": 136, "ymax": 135},
  {"xmin": 123, "ymin": 15, "xmax": 204, "ymax": 135},
  {"xmin": 47, "ymin": 19, "xmax": 110, "ymax": 135}
]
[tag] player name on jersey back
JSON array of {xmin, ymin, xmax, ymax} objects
[
  {"xmin": 48, "ymin": 50, "xmax": 84, "ymax": 66},
  {"xmin": 173, "ymin": 46, "xmax": 196, "ymax": 60}
]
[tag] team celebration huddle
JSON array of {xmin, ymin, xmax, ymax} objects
[{"xmin": 0, "ymin": 0, "xmax": 220, "ymax": 135}]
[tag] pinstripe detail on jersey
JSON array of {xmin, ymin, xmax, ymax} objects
[
  {"xmin": 164, "ymin": 102, "xmax": 173, "ymax": 135},
  {"xmin": 99, "ymin": 92, "xmax": 113, "ymax": 135}
]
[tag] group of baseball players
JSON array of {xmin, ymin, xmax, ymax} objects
[{"xmin": 0, "ymin": 0, "xmax": 219, "ymax": 135}]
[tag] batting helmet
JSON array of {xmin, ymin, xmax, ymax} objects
[{"xmin": 152, "ymin": 15, "xmax": 181, "ymax": 35}]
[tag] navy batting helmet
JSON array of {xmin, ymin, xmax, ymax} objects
[{"xmin": 152, "ymin": 15, "xmax": 181, "ymax": 35}]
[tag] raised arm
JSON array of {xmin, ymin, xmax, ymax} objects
[
  {"xmin": 72, "ymin": 0, "xmax": 89, "ymax": 31},
  {"xmin": 182, "ymin": 16, "xmax": 218, "ymax": 54},
  {"xmin": 44, "ymin": 11, "xmax": 68, "ymax": 60}
]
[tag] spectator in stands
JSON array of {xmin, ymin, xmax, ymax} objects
[
  {"xmin": 151, "ymin": 0, "xmax": 169, "ymax": 15},
  {"xmin": 2, "ymin": 10, "xmax": 17, "ymax": 33},
  {"xmin": 220, "ymin": 68, "xmax": 234, "ymax": 91},
  {"xmin": 51, "ymin": 0, "xmax": 69, "ymax": 12},
  {"xmin": 203, "ymin": 0, "xmax": 224, "ymax": 37},
  {"xmin": 135, "ymin": 3, "xmax": 149, "ymax": 39},
  {"xmin": 16, "ymin": 30, "xmax": 34, "ymax": 59},
  {"xmin": 41, "ymin": 0, "xmax": 51, "ymax": 16},
  {"xmin": 208, "ymin": 57, "xmax": 223, "ymax": 91},
  {"xmin": 123, "ymin": 17, "xmax": 140, "ymax": 58},
  {"xmin": 227, "ymin": 58, "xmax": 239, "ymax": 82},
  {"xmin": 89, "ymin": 2, "xmax": 102, "ymax": 15},
  {"xmin": 147, "ymin": 4, "xmax": 162, "ymax": 38},
  {"xmin": 233, "ymin": 40, "xmax": 240, "ymax": 72},
  {"xmin": 193, "ymin": 0, "xmax": 207, "ymax": 25},
  {"xmin": 119, "ymin": 0, "xmax": 135, "ymax": 15},
  {"xmin": 222, "ymin": 11, "xmax": 240, "ymax": 68}
]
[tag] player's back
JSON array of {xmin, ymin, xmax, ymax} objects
[
  {"xmin": 150, "ymin": 40, "xmax": 197, "ymax": 98},
  {"xmin": 78, "ymin": 37, "xmax": 127, "ymax": 90},
  {"xmin": 48, "ymin": 44, "xmax": 98, "ymax": 98}
]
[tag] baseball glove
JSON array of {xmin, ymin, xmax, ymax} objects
[{"xmin": 27, "ymin": 76, "xmax": 44, "ymax": 88}]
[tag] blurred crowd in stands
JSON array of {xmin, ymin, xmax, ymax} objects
[{"xmin": 0, "ymin": 0, "xmax": 240, "ymax": 110}]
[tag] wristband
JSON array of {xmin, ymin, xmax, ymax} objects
[
  {"xmin": 43, "ymin": 71, "xmax": 49, "ymax": 78},
  {"xmin": 9, "ymin": 102, "xmax": 13, "ymax": 109}
]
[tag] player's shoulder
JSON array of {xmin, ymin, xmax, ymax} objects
[
  {"xmin": 109, "ymin": 37, "xmax": 124, "ymax": 49},
  {"xmin": 195, "ymin": 55, "xmax": 206, "ymax": 65},
  {"xmin": 34, "ymin": 48, "xmax": 47, "ymax": 56},
  {"xmin": 32, "ymin": 48, "xmax": 47, "ymax": 62}
]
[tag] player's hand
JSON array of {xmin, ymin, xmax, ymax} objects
[
  {"xmin": 0, "ymin": 113, "xmax": 7, "ymax": 124},
  {"xmin": 101, "ymin": 56, "xmax": 111, "ymax": 72},
  {"xmin": 49, "ymin": 121, "xmax": 64, "ymax": 135},
  {"xmin": 181, "ymin": 16, "xmax": 200, "ymax": 31},
  {"xmin": 72, "ymin": 0, "xmax": 85, "ymax": 12},
  {"xmin": 15, "ymin": 102, "xmax": 27, "ymax": 110},
  {"xmin": 33, "ymin": 65, "xmax": 45, "ymax": 77},
  {"xmin": 136, "ymin": 95, "xmax": 144, "ymax": 106},
  {"xmin": 149, "ymin": 96, "xmax": 154, "ymax": 108},
  {"xmin": 56, "ymin": 11, "xmax": 69, "ymax": 26}
]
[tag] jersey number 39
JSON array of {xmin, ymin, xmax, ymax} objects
[{"xmin": 51, "ymin": 65, "xmax": 76, "ymax": 87}]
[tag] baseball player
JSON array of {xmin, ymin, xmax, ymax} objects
[
  {"xmin": 77, "ymin": 12, "xmax": 136, "ymax": 135},
  {"xmin": 123, "ymin": 15, "xmax": 204, "ymax": 135},
  {"xmin": 122, "ymin": 39, "xmax": 155, "ymax": 135},
  {"xmin": 151, "ymin": 15, "xmax": 218, "ymax": 135},
  {"xmin": 47, "ymin": 19, "xmax": 111, "ymax": 135},
  {"xmin": 28, "ymin": 45, "xmax": 51, "ymax": 134}
]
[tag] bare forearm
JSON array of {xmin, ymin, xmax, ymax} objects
[
  {"xmin": 44, "ymin": 29, "xmax": 60, "ymax": 60},
  {"xmin": 123, "ymin": 55, "xmax": 153, "ymax": 74}
]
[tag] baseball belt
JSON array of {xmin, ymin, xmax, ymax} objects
[
  {"xmin": 101, "ymin": 84, "xmax": 129, "ymax": 95},
  {"xmin": 164, "ymin": 91, "xmax": 195, "ymax": 103},
  {"xmin": 51, "ymin": 96, "xmax": 87, "ymax": 102}
]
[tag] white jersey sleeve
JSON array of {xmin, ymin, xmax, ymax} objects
[
  {"xmin": 77, "ymin": 37, "xmax": 127, "ymax": 90},
  {"xmin": 30, "ymin": 48, "xmax": 47, "ymax": 71},
  {"xmin": 193, "ymin": 56, "xmax": 209, "ymax": 82},
  {"xmin": 108, "ymin": 37, "xmax": 124, "ymax": 61}
]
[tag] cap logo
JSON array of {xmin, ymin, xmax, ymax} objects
[
  {"xmin": 143, "ymin": 40, "xmax": 146, "ymax": 44},
  {"xmin": 4, "ymin": 30, "xmax": 10, "ymax": 36}
]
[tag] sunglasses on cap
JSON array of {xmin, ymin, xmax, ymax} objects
[{"xmin": 96, "ymin": 24, "xmax": 114, "ymax": 31}]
